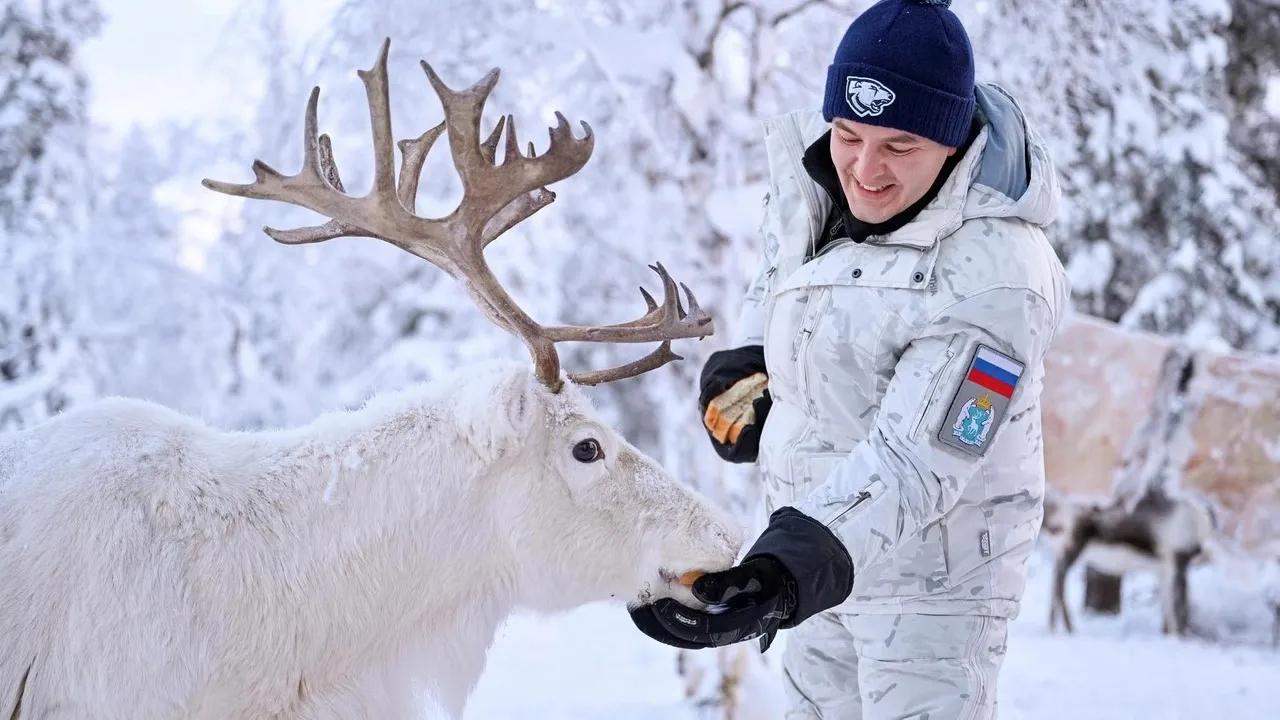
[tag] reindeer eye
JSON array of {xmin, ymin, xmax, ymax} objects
[{"xmin": 572, "ymin": 438, "xmax": 603, "ymax": 463}]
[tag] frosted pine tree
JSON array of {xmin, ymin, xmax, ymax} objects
[
  {"xmin": 200, "ymin": 0, "xmax": 327, "ymax": 429},
  {"xmin": 1223, "ymin": 0, "xmax": 1280, "ymax": 201},
  {"xmin": 0, "ymin": 0, "xmax": 103, "ymax": 432},
  {"xmin": 957, "ymin": 0, "xmax": 1280, "ymax": 354},
  {"xmin": 77, "ymin": 126, "xmax": 240, "ymax": 416}
]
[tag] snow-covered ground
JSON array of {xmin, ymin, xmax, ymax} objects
[{"xmin": 462, "ymin": 542, "xmax": 1280, "ymax": 719}]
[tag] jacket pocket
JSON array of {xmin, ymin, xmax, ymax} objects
[
  {"xmin": 907, "ymin": 335, "xmax": 962, "ymax": 444},
  {"xmin": 788, "ymin": 449, "xmax": 847, "ymax": 503},
  {"xmin": 792, "ymin": 451, "xmax": 887, "ymax": 534},
  {"xmin": 941, "ymin": 514, "xmax": 1041, "ymax": 592}
]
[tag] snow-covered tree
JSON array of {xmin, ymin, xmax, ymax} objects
[
  {"xmin": 956, "ymin": 0, "xmax": 1280, "ymax": 354},
  {"xmin": 0, "ymin": 0, "xmax": 103, "ymax": 432},
  {"xmin": 1223, "ymin": 0, "xmax": 1280, "ymax": 199},
  {"xmin": 75, "ymin": 125, "xmax": 242, "ymax": 416},
  {"xmin": 198, "ymin": 0, "xmax": 334, "ymax": 430}
]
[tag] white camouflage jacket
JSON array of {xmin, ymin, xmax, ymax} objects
[{"xmin": 736, "ymin": 84, "xmax": 1071, "ymax": 618}]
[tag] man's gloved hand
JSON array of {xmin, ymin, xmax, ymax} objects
[
  {"xmin": 699, "ymin": 345, "xmax": 772, "ymax": 463},
  {"xmin": 704, "ymin": 372, "xmax": 769, "ymax": 444},
  {"xmin": 629, "ymin": 507, "xmax": 855, "ymax": 653},
  {"xmin": 629, "ymin": 556, "xmax": 796, "ymax": 653}
]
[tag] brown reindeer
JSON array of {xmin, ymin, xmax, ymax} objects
[{"xmin": 1041, "ymin": 485, "xmax": 1219, "ymax": 636}]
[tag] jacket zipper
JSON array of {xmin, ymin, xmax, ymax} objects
[
  {"xmin": 790, "ymin": 287, "xmax": 827, "ymax": 362},
  {"xmin": 779, "ymin": 118, "xmax": 822, "ymax": 255},
  {"xmin": 792, "ymin": 287, "xmax": 831, "ymax": 413},
  {"xmin": 813, "ymin": 236, "xmax": 850, "ymax": 260},
  {"xmin": 772, "ymin": 117, "xmax": 834, "ymax": 470},
  {"xmin": 828, "ymin": 480, "xmax": 883, "ymax": 527}
]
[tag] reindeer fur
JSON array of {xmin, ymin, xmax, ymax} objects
[{"xmin": 0, "ymin": 361, "xmax": 743, "ymax": 719}]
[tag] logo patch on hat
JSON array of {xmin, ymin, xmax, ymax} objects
[
  {"xmin": 936, "ymin": 344, "xmax": 1024, "ymax": 456},
  {"xmin": 845, "ymin": 76, "xmax": 895, "ymax": 118}
]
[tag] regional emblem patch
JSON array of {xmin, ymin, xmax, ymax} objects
[{"xmin": 937, "ymin": 344, "xmax": 1025, "ymax": 456}]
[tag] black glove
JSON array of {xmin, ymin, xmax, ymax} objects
[
  {"xmin": 629, "ymin": 507, "xmax": 854, "ymax": 653},
  {"xmin": 630, "ymin": 556, "xmax": 795, "ymax": 653},
  {"xmin": 698, "ymin": 345, "xmax": 772, "ymax": 464}
]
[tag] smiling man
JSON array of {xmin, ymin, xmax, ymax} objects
[{"xmin": 629, "ymin": 1, "xmax": 1072, "ymax": 718}]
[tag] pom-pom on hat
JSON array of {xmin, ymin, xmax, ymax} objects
[{"xmin": 822, "ymin": 0, "xmax": 975, "ymax": 148}]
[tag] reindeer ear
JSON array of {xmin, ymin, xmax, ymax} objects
[
  {"xmin": 455, "ymin": 365, "xmax": 538, "ymax": 462},
  {"xmin": 498, "ymin": 370, "xmax": 537, "ymax": 434}
]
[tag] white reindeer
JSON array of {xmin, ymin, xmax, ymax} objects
[
  {"xmin": 0, "ymin": 39, "xmax": 744, "ymax": 720},
  {"xmin": 1041, "ymin": 485, "xmax": 1219, "ymax": 636}
]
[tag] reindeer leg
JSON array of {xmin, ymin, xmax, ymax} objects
[
  {"xmin": 1157, "ymin": 552, "xmax": 1192, "ymax": 636},
  {"xmin": 1171, "ymin": 549, "xmax": 1194, "ymax": 636},
  {"xmin": 1052, "ymin": 547, "xmax": 1086, "ymax": 635},
  {"xmin": 1050, "ymin": 556, "xmax": 1066, "ymax": 633},
  {"xmin": 1272, "ymin": 604, "xmax": 1280, "ymax": 649},
  {"xmin": 1156, "ymin": 553, "xmax": 1191, "ymax": 636},
  {"xmin": 1053, "ymin": 560, "xmax": 1075, "ymax": 635},
  {"xmin": 1051, "ymin": 523, "xmax": 1091, "ymax": 635},
  {"xmin": 1158, "ymin": 556, "xmax": 1172, "ymax": 635}
]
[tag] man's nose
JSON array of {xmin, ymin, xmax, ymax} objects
[{"xmin": 853, "ymin": 149, "xmax": 886, "ymax": 180}]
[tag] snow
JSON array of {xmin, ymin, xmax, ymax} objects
[
  {"xmin": 461, "ymin": 543, "xmax": 1280, "ymax": 719},
  {"xmin": 464, "ymin": 603, "xmax": 698, "ymax": 720},
  {"xmin": 6, "ymin": 0, "xmax": 1280, "ymax": 716},
  {"xmin": 705, "ymin": 182, "xmax": 769, "ymax": 239},
  {"xmin": 78, "ymin": 0, "xmax": 341, "ymax": 137},
  {"xmin": 1063, "ymin": 241, "xmax": 1116, "ymax": 299}
]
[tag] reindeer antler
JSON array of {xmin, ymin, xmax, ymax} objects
[{"xmin": 203, "ymin": 38, "xmax": 713, "ymax": 392}]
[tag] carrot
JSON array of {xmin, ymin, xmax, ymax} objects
[{"xmin": 678, "ymin": 571, "xmax": 705, "ymax": 586}]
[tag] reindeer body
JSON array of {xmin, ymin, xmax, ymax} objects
[
  {"xmin": 0, "ymin": 363, "xmax": 742, "ymax": 719},
  {"xmin": 1042, "ymin": 487, "xmax": 1217, "ymax": 636}
]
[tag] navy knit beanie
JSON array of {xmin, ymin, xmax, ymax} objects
[{"xmin": 822, "ymin": 0, "xmax": 975, "ymax": 148}]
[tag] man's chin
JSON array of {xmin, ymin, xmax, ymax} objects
[
  {"xmin": 845, "ymin": 188, "xmax": 903, "ymax": 223},
  {"xmin": 848, "ymin": 202, "xmax": 898, "ymax": 225}
]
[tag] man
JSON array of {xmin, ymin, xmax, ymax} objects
[{"xmin": 628, "ymin": 0, "xmax": 1071, "ymax": 717}]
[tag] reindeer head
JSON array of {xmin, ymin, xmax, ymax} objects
[
  {"xmin": 454, "ymin": 368, "xmax": 743, "ymax": 611},
  {"xmin": 203, "ymin": 38, "xmax": 741, "ymax": 611}
]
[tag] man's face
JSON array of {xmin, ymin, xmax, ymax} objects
[{"xmin": 829, "ymin": 119, "xmax": 956, "ymax": 224}]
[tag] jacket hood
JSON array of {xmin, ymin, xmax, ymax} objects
[{"xmin": 960, "ymin": 83, "xmax": 1060, "ymax": 228}]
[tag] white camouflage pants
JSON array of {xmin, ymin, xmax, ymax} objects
[{"xmin": 781, "ymin": 612, "xmax": 1008, "ymax": 719}]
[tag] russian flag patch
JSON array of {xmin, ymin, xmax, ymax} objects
[
  {"xmin": 937, "ymin": 344, "xmax": 1025, "ymax": 456},
  {"xmin": 967, "ymin": 346, "xmax": 1023, "ymax": 398}
]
